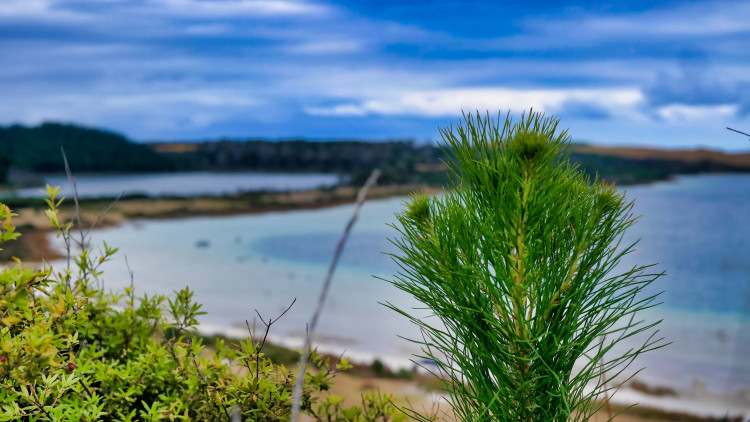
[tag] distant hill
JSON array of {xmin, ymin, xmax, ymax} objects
[
  {"xmin": 151, "ymin": 138, "xmax": 750, "ymax": 186},
  {"xmin": 2, "ymin": 122, "xmax": 749, "ymax": 188},
  {"xmin": 0, "ymin": 123, "xmax": 174, "ymax": 183},
  {"xmin": 574, "ymin": 145, "xmax": 750, "ymax": 166},
  {"xmin": 570, "ymin": 145, "xmax": 750, "ymax": 185},
  {"xmin": 149, "ymin": 139, "xmax": 444, "ymax": 185}
]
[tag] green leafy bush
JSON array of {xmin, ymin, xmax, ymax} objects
[
  {"xmin": 0, "ymin": 186, "xmax": 406, "ymax": 421},
  {"xmin": 386, "ymin": 111, "xmax": 664, "ymax": 421}
]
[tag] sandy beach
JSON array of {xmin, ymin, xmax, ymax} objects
[
  {"xmin": 284, "ymin": 347, "xmax": 748, "ymax": 422},
  {"xmin": 320, "ymin": 358, "xmax": 749, "ymax": 421},
  {"xmin": 198, "ymin": 321, "xmax": 749, "ymax": 422}
]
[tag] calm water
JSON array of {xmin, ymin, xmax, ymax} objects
[
  {"xmin": 50, "ymin": 174, "xmax": 750, "ymax": 397},
  {"xmin": 10, "ymin": 172, "xmax": 341, "ymax": 198}
]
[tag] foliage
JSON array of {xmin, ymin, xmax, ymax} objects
[
  {"xmin": 3, "ymin": 121, "xmax": 749, "ymax": 189},
  {"xmin": 567, "ymin": 151, "xmax": 750, "ymax": 185},
  {"xmin": 367, "ymin": 360, "xmax": 413, "ymax": 381},
  {"xmin": 386, "ymin": 111, "xmax": 664, "ymax": 422},
  {"xmin": 185, "ymin": 139, "xmax": 441, "ymax": 176},
  {"xmin": 0, "ymin": 123, "xmax": 174, "ymax": 179},
  {"xmin": 0, "ymin": 185, "xmax": 407, "ymax": 421}
]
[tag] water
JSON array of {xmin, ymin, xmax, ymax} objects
[
  {"xmin": 49, "ymin": 174, "xmax": 750, "ymax": 398},
  {"xmin": 55, "ymin": 196, "xmax": 419, "ymax": 359},
  {"xmin": 615, "ymin": 174, "xmax": 750, "ymax": 396},
  {"xmin": 9, "ymin": 172, "xmax": 341, "ymax": 198}
]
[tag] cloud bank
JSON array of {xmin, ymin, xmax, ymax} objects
[{"xmin": 1, "ymin": 0, "xmax": 748, "ymax": 148}]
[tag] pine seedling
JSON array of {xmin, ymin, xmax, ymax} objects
[{"xmin": 386, "ymin": 111, "xmax": 664, "ymax": 422}]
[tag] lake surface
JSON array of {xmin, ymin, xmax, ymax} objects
[
  {"xmin": 49, "ymin": 174, "xmax": 750, "ymax": 399},
  {"xmin": 10, "ymin": 172, "xmax": 341, "ymax": 198}
]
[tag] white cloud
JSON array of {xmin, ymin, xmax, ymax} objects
[
  {"xmin": 102, "ymin": 90, "xmax": 258, "ymax": 108},
  {"xmin": 572, "ymin": 8, "xmax": 750, "ymax": 37},
  {"xmin": 496, "ymin": 1, "xmax": 750, "ymax": 52},
  {"xmin": 149, "ymin": 0, "xmax": 329, "ymax": 17},
  {"xmin": 287, "ymin": 40, "xmax": 361, "ymax": 54},
  {"xmin": 0, "ymin": 0, "xmax": 52, "ymax": 15},
  {"xmin": 306, "ymin": 87, "xmax": 645, "ymax": 118},
  {"xmin": 0, "ymin": 86, "xmax": 263, "ymax": 136},
  {"xmin": 1, "ymin": 0, "xmax": 747, "ymax": 146},
  {"xmin": 0, "ymin": 0, "xmax": 92, "ymax": 21},
  {"xmin": 183, "ymin": 23, "xmax": 236, "ymax": 36},
  {"xmin": 656, "ymin": 104, "xmax": 738, "ymax": 122},
  {"xmin": 0, "ymin": 0, "xmax": 329, "ymax": 23},
  {"xmin": 305, "ymin": 104, "xmax": 368, "ymax": 116}
]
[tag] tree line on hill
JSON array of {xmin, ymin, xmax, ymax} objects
[
  {"xmin": 568, "ymin": 152, "xmax": 750, "ymax": 185},
  {"xmin": 1, "ymin": 122, "xmax": 749, "ymax": 188},
  {"xmin": 0, "ymin": 123, "xmax": 447, "ymax": 186},
  {"xmin": 161, "ymin": 139, "xmax": 447, "ymax": 185},
  {"xmin": 0, "ymin": 123, "xmax": 174, "ymax": 183}
]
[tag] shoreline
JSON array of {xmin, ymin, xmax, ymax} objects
[
  {"xmin": 1, "ymin": 183, "xmax": 437, "ymax": 263},
  {"xmin": 197, "ymin": 322, "xmax": 749, "ymax": 421},
  {"xmin": 0, "ymin": 174, "xmax": 681, "ymax": 264},
  {"xmin": 5, "ymin": 179, "xmax": 750, "ymax": 420}
]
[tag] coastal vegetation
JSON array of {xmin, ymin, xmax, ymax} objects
[
  {"xmin": 0, "ymin": 186, "xmax": 407, "ymax": 421},
  {"xmin": 2, "ymin": 122, "xmax": 750, "ymax": 189},
  {"xmin": 164, "ymin": 139, "xmax": 443, "ymax": 186},
  {"xmin": 387, "ymin": 112, "xmax": 664, "ymax": 421},
  {"xmin": 0, "ymin": 116, "xmax": 744, "ymax": 421},
  {"xmin": 0, "ymin": 123, "xmax": 174, "ymax": 183}
]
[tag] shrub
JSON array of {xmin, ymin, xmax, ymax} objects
[
  {"xmin": 0, "ymin": 185, "xmax": 406, "ymax": 421},
  {"xmin": 386, "ymin": 111, "xmax": 664, "ymax": 421}
]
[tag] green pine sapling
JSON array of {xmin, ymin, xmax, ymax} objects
[{"xmin": 386, "ymin": 111, "xmax": 664, "ymax": 422}]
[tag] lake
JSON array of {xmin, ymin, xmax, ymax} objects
[
  {"xmin": 48, "ymin": 173, "xmax": 750, "ymax": 406},
  {"xmin": 9, "ymin": 172, "xmax": 342, "ymax": 198}
]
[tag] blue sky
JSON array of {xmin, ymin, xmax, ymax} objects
[{"xmin": 1, "ymin": 0, "xmax": 749, "ymax": 149}]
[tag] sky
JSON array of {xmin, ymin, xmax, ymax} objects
[{"xmin": 1, "ymin": 0, "xmax": 749, "ymax": 149}]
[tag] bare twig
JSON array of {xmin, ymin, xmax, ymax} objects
[
  {"xmin": 290, "ymin": 169, "xmax": 380, "ymax": 422},
  {"xmin": 61, "ymin": 147, "xmax": 122, "ymax": 249},
  {"xmin": 727, "ymin": 127, "xmax": 750, "ymax": 139},
  {"xmin": 190, "ymin": 350, "xmax": 231, "ymax": 419},
  {"xmin": 243, "ymin": 298, "xmax": 296, "ymax": 388},
  {"xmin": 123, "ymin": 255, "xmax": 139, "ymax": 354},
  {"xmin": 252, "ymin": 298, "xmax": 296, "ymax": 353},
  {"xmin": 61, "ymin": 148, "xmax": 85, "ymax": 248},
  {"xmin": 78, "ymin": 378, "xmax": 94, "ymax": 398},
  {"xmin": 88, "ymin": 191, "xmax": 123, "ymax": 232},
  {"xmin": 124, "ymin": 255, "xmax": 135, "ymax": 292}
]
